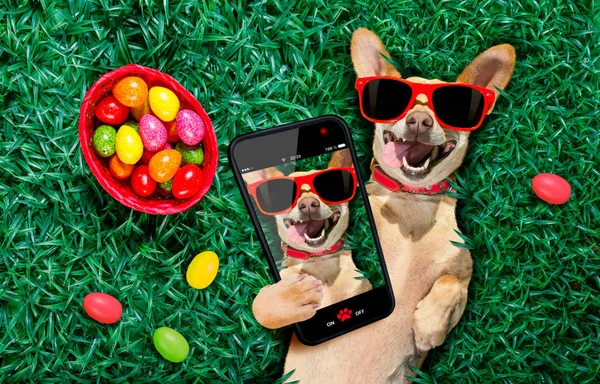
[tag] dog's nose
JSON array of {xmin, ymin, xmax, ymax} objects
[
  {"xmin": 298, "ymin": 197, "xmax": 320, "ymax": 215},
  {"xmin": 405, "ymin": 111, "xmax": 434, "ymax": 137}
]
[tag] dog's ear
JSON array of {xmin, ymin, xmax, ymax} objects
[
  {"xmin": 456, "ymin": 44, "xmax": 516, "ymax": 113},
  {"xmin": 328, "ymin": 149, "xmax": 353, "ymax": 169},
  {"xmin": 242, "ymin": 167, "xmax": 284, "ymax": 184},
  {"xmin": 351, "ymin": 28, "xmax": 401, "ymax": 78}
]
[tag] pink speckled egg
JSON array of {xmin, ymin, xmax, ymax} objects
[
  {"xmin": 176, "ymin": 110, "xmax": 205, "ymax": 146},
  {"xmin": 139, "ymin": 115, "xmax": 168, "ymax": 151},
  {"xmin": 141, "ymin": 143, "xmax": 172, "ymax": 164}
]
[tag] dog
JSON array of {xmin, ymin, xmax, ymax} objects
[
  {"xmin": 252, "ymin": 28, "xmax": 515, "ymax": 383},
  {"xmin": 244, "ymin": 149, "xmax": 372, "ymax": 330}
]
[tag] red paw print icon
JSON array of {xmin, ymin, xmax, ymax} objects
[{"xmin": 337, "ymin": 308, "xmax": 352, "ymax": 322}]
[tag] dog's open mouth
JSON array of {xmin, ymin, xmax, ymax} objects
[
  {"xmin": 382, "ymin": 130, "xmax": 456, "ymax": 178},
  {"xmin": 284, "ymin": 212, "xmax": 341, "ymax": 247}
]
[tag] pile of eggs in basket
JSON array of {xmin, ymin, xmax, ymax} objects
[{"xmin": 92, "ymin": 76, "xmax": 205, "ymax": 199}]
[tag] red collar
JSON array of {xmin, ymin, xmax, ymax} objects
[
  {"xmin": 282, "ymin": 240, "xmax": 345, "ymax": 260},
  {"xmin": 372, "ymin": 162, "xmax": 452, "ymax": 194}
]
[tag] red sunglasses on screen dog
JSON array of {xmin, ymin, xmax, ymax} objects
[
  {"xmin": 355, "ymin": 76, "xmax": 496, "ymax": 131},
  {"xmin": 247, "ymin": 168, "xmax": 357, "ymax": 216}
]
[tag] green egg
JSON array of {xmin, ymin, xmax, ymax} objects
[
  {"xmin": 124, "ymin": 120, "xmax": 139, "ymax": 133},
  {"xmin": 158, "ymin": 179, "xmax": 173, "ymax": 196},
  {"xmin": 176, "ymin": 142, "xmax": 204, "ymax": 165},
  {"xmin": 153, "ymin": 327, "xmax": 189, "ymax": 363},
  {"xmin": 93, "ymin": 125, "xmax": 117, "ymax": 157}
]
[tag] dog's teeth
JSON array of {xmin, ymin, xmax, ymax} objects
[
  {"xmin": 402, "ymin": 156, "xmax": 408, "ymax": 168},
  {"xmin": 304, "ymin": 233, "xmax": 310, "ymax": 241},
  {"xmin": 423, "ymin": 158, "xmax": 430, "ymax": 169},
  {"xmin": 321, "ymin": 229, "xmax": 325, "ymax": 237}
]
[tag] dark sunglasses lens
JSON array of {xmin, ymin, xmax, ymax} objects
[
  {"xmin": 312, "ymin": 170, "xmax": 355, "ymax": 203},
  {"xmin": 255, "ymin": 179, "xmax": 297, "ymax": 214},
  {"xmin": 432, "ymin": 86, "xmax": 485, "ymax": 128},
  {"xmin": 361, "ymin": 79, "xmax": 412, "ymax": 121}
]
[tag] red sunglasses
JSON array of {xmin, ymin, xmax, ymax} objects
[
  {"xmin": 247, "ymin": 168, "xmax": 357, "ymax": 216},
  {"xmin": 355, "ymin": 76, "xmax": 496, "ymax": 131}
]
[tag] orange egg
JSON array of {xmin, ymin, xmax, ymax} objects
[
  {"xmin": 113, "ymin": 76, "xmax": 148, "ymax": 108},
  {"xmin": 109, "ymin": 154, "xmax": 135, "ymax": 180},
  {"xmin": 131, "ymin": 97, "xmax": 151, "ymax": 121},
  {"xmin": 148, "ymin": 149, "xmax": 182, "ymax": 182}
]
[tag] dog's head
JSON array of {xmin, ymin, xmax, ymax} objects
[
  {"xmin": 243, "ymin": 150, "xmax": 353, "ymax": 253},
  {"xmin": 351, "ymin": 28, "xmax": 516, "ymax": 187}
]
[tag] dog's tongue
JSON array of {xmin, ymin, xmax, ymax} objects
[
  {"xmin": 382, "ymin": 141, "xmax": 433, "ymax": 168},
  {"xmin": 287, "ymin": 220, "xmax": 325, "ymax": 244}
]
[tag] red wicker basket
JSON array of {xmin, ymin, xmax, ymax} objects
[{"xmin": 79, "ymin": 64, "xmax": 218, "ymax": 215}]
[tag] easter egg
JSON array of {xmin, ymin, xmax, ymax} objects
[
  {"xmin": 83, "ymin": 292, "xmax": 122, "ymax": 324},
  {"xmin": 115, "ymin": 125, "xmax": 143, "ymax": 164},
  {"xmin": 113, "ymin": 76, "xmax": 148, "ymax": 107},
  {"xmin": 139, "ymin": 115, "xmax": 168, "ymax": 151},
  {"xmin": 131, "ymin": 97, "xmax": 151, "ymax": 121},
  {"xmin": 124, "ymin": 119, "xmax": 139, "ymax": 132},
  {"xmin": 131, "ymin": 165, "xmax": 157, "ymax": 197},
  {"xmin": 165, "ymin": 120, "xmax": 180, "ymax": 142},
  {"xmin": 176, "ymin": 142, "xmax": 204, "ymax": 165},
  {"xmin": 172, "ymin": 164, "xmax": 203, "ymax": 199},
  {"xmin": 186, "ymin": 251, "xmax": 219, "ymax": 289},
  {"xmin": 95, "ymin": 95, "xmax": 129, "ymax": 125},
  {"xmin": 149, "ymin": 87, "xmax": 180, "ymax": 122},
  {"xmin": 141, "ymin": 143, "xmax": 172, "ymax": 165},
  {"xmin": 532, "ymin": 173, "xmax": 571, "ymax": 204},
  {"xmin": 149, "ymin": 149, "xmax": 182, "ymax": 183},
  {"xmin": 176, "ymin": 110, "xmax": 205, "ymax": 146},
  {"xmin": 153, "ymin": 327, "xmax": 189, "ymax": 363},
  {"xmin": 92, "ymin": 125, "xmax": 117, "ymax": 157},
  {"xmin": 109, "ymin": 155, "xmax": 135, "ymax": 180},
  {"xmin": 140, "ymin": 148, "xmax": 156, "ymax": 165},
  {"xmin": 141, "ymin": 143, "xmax": 171, "ymax": 162},
  {"xmin": 158, "ymin": 179, "xmax": 173, "ymax": 196}
]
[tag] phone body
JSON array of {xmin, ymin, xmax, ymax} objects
[{"xmin": 228, "ymin": 115, "xmax": 394, "ymax": 345}]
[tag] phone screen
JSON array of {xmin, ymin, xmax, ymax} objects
[{"xmin": 229, "ymin": 116, "xmax": 394, "ymax": 344}]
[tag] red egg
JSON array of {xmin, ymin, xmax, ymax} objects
[
  {"xmin": 83, "ymin": 293, "xmax": 122, "ymax": 324},
  {"xmin": 140, "ymin": 148, "xmax": 158, "ymax": 165},
  {"xmin": 172, "ymin": 164, "xmax": 203, "ymax": 199},
  {"xmin": 532, "ymin": 173, "xmax": 571, "ymax": 205},
  {"xmin": 164, "ymin": 120, "xmax": 180, "ymax": 142},
  {"xmin": 131, "ymin": 165, "xmax": 157, "ymax": 197},
  {"xmin": 95, "ymin": 95, "xmax": 129, "ymax": 125},
  {"xmin": 140, "ymin": 143, "xmax": 172, "ymax": 165}
]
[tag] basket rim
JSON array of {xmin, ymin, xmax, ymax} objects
[{"xmin": 78, "ymin": 64, "xmax": 218, "ymax": 215}]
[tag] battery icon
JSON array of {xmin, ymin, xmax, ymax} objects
[{"xmin": 337, "ymin": 143, "xmax": 347, "ymax": 148}]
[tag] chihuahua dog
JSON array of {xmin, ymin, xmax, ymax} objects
[
  {"xmin": 245, "ymin": 150, "xmax": 372, "ymax": 329},
  {"xmin": 253, "ymin": 29, "xmax": 515, "ymax": 383}
]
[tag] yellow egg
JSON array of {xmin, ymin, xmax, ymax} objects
[
  {"xmin": 115, "ymin": 125, "xmax": 143, "ymax": 164},
  {"xmin": 186, "ymin": 251, "xmax": 219, "ymax": 289},
  {"xmin": 131, "ymin": 97, "xmax": 151, "ymax": 121},
  {"xmin": 148, "ymin": 87, "xmax": 180, "ymax": 122}
]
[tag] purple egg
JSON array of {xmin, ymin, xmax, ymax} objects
[
  {"xmin": 139, "ymin": 114, "xmax": 168, "ymax": 151},
  {"xmin": 176, "ymin": 110, "xmax": 205, "ymax": 146}
]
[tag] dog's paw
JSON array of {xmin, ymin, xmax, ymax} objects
[
  {"xmin": 252, "ymin": 274, "xmax": 324, "ymax": 329},
  {"xmin": 413, "ymin": 299, "xmax": 459, "ymax": 355}
]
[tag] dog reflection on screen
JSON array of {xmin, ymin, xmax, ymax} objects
[{"xmin": 243, "ymin": 149, "xmax": 372, "ymax": 329}]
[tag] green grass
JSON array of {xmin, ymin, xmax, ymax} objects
[{"xmin": 1, "ymin": 0, "xmax": 598, "ymax": 383}]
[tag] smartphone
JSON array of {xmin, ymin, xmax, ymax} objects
[{"xmin": 228, "ymin": 115, "xmax": 394, "ymax": 345}]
